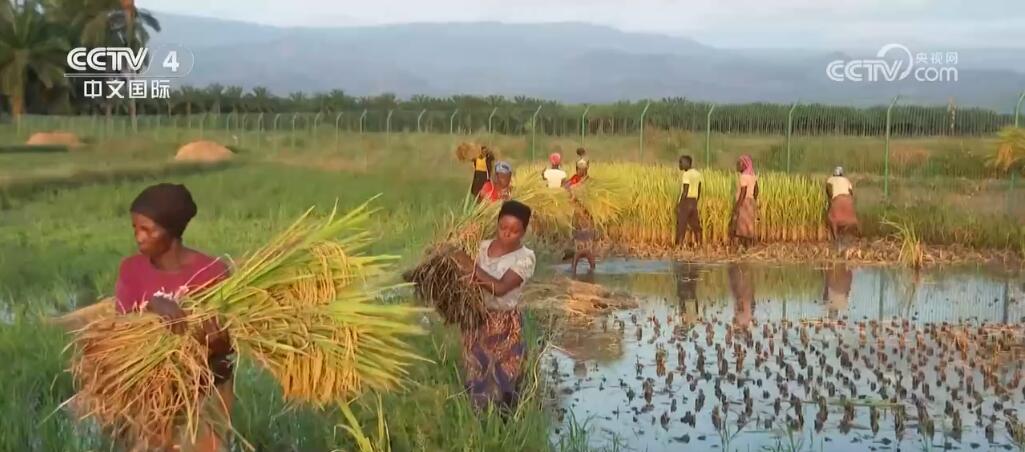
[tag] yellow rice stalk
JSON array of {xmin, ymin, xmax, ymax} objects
[
  {"xmin": 70, "ymin": 198, "xmax": 428, "ymax": 444},
  {"xmin": 69, "ymin": 313, "xmax": 214, "ymax": 446}
]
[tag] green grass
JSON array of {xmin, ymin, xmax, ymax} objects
[{"xmin": 0, "ymin": 123, "xmax": 1023, "ymax": 451}]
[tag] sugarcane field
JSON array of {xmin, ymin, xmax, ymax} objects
[{"xmin": 3, "ymin": 3, "xmax": 1025, "ymax": 452}]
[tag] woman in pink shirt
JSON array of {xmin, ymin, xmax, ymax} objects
[{"xmin": 114, "ymin": 183, "xmax": 232, "ymax": 451}]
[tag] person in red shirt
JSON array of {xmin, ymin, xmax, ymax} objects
[
  {"xmin": 113, "ymin": 183, "xmax": 233, "ymax": 451},
  {"xmin": 478, "ymin": 161, "xmax": 513, "ymax": 203},
  {"xmin": 564, "ymin": 160, "xmax": 589, "ymax": 188}
]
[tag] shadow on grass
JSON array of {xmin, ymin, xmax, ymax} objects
[{"xmin": 0, "ymin": 161, "xmax": 236, "ymax": 210}]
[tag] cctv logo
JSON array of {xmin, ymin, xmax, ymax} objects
[{"xmin": 67, "ymin": 47, "xmax": 149, "ymax": 73}]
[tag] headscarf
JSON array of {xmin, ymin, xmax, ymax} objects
[
  {"xmin": 737, "ymin": 155, "xmax": 756, "ymax": 175},
  {"xmin": 834, "ymin": 166, "xmax": 844, "ymax": 177},
  {"xmin": 494, "ymin": 161, "xmax": 513, "ymax": 174},
  {"xmin": 499, "ymin": 200, "xmax": 532, "ymax": 230},
  {"xmin": 549, "ymin": 153, "xmax": 562, "ymax": 166},
  {"xmin": 130, "ymin": 183, "xmax": 197, "ymax": 238}
]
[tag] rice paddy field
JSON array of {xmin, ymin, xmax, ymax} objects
[{"xmin": 1, "ymin": 122, "xmax": 1024, "ymax": 451}]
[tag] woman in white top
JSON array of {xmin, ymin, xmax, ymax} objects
[
  {"xmin": 455, "ymin": 200, "xmax": 536, "ymax": 410},
  {"xmin": 542, "ymin": 153, "xmax": 568, "ymax": 188},
  {"xmin": 825, "ymin": 166, "xmax": 860, "ymax": 242}
]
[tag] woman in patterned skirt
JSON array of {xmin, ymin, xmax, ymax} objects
[{"xmin": 455, "ymin": 201, "xmax": 536, "ymax": 411}]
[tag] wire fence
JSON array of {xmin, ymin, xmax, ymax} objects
[{"xmin": 3, "ymin": 94, "xmax": 1023, "ymax": 218}]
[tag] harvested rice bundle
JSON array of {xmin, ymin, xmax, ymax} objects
[
  {"xmin": 69, "ymin": 199, "xmax": 427, "ymax": 443},
  {"xmin": 526, "ymin": 277, "xmax": 638, "ymax": 318},
  {"xmin": 404, "ymin": 244, "xmax": 487, "ymax": 330},
  {"xmin": 455, "ymin": 142, "xmax": 482, "ymax": 162},
  {"xmin": 69, "ymin": 313, "xmax": 215, "ymax": 446}
]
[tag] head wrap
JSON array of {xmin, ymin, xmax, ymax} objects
[
  {"xmin": 549, "ymin": 153, "xmax": 562, "ymax": 166},
  {"xmin": 498, "ymin": 200, "xmax": 532, "ymax": 230},
  {"xmin": 130, "ymin": 183, "xmax": 197, "ymax": 238},
  {"xmin": 834, "ymin": 166, "xmax": 844, "ymax": 176},
  {"xmin": 738, "ymin": 155, "xmax": 756, "ymax": 175},
  {"xmin": 494, "ymin": 161, "xmax": 513, "ymax": 174}
]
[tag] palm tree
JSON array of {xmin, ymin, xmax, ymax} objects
[{"xmin": 0, "ymin": 2, "xmax": 69, "ymax": 121}]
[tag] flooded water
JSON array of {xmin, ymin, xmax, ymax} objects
[{"xmin": 542, "ymin": 260, "xmax": 1025, "ymax": 451}]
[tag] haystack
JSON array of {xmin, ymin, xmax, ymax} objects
[
  {"xmin": 174, "ymin": 140, "xmax": 234, "ymax": 163},
  {"xmin": 455, "ymin": 142, "xmax": 482, "ymax": 162},
  {"xmin": 526, "ymin": 277, "xmax": 638, "ymax": 318},
  {"xmin": 26, "ymin": 131, "xmax": 81, "ymax": 148}
]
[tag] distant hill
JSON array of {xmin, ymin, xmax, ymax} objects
[{"xmin": 150, "ymin": 13, "xmax": 1025, "ymax": 110}]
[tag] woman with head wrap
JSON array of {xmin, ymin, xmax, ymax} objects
[
  {"xmin": 478, "ymin": 161, "xmax": 513, "ymax": 203},
  {"xmin": 454, "ymin": 201, "xmax": 536, "ymax": 411},
  {"xmin": 825, "ymin": 166, "xmax": 860, "ymax": 245},
  {"xmin": 542, "ymin": 152, "xmax": 567, "ymax": 188},
  {"xmin": 730, "ymin": 155, "xmax": 759, "ymax": 247},
  {"xmin": 114, "ymin": 183, "xmax": 233, "ymax": 451},
  {"xmin": 564, "ymin": 159, "xmax": 589, "ymax": 188}
]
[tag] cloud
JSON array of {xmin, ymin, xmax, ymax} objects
[{"xmin": 138, "ymin": 0, "xmax": 1024, "ymax": 48}]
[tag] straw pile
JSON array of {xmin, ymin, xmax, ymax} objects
[
  {"xmin": 26, "ymin": 131, "xmax": 82, "ymax": 148},
  {"xmin": 526, "ymin": 277, "xmax": 638, "ymax": 318},
  {"xmin": 174, "ymin": 140, "xmax": 234, "ymax": 163},
  {"xmin": 454, "ymin": 142, "xmax": 482, "ymax": 162},
  {"xmin": 404, "ymin": 244, "xmax": 487, "ymax": 330},
  {"xmin": 68, "ymin": 199, "xmax": 426, "ymax": 445}
]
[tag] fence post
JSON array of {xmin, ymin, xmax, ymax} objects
[
  {"xmin": 705, "ymin": 104, "xmax": 716, "ymax": 168},
  {"xmin": 451, "ymin": 108, "xmax": 463, "ymax": 134},
  {"xmin": 335, "ymin": 112, "xmax": 344, "ymax": 149},
  {"xmin": 786, "ymin": 102, "xmax": 798, "ymax": 173},
  {"xmin": 240, "ymin": 113, "xmax": 248, "ymax": 147},
  {"xmin": 385, "ymin": 109, "xmax": 394, "ymax": 137},
  {"xmin": 1015, "ymin": 91, "xmax": 1025, "ymax": 127},
  {"xmin": 290, "ymin": 113, "xmax": 298, "ymax": 148},
  {"xmin": 199, "ymin": 112, "xmax": 206, "ymax": 138},
  {"xmin": 638, "ymin": 101, "xmax": 651, "ymax": 160},
  {"xmin": 884, "ymin": 95, "xmax": 900, "ymax": 198},
  {"xmin": 313, "ymin": 112, "xmax": 323, "ymax": 139},
  {"xmin": 580, "ymin": 105, "xmax": 591, "ymax": 146},
  {"xmin": 488, "ymin": 107, "xmax": 498, "ymax": 134},
  {"xmin": 530, "ymin": 105, "xmax": 543, "ymax": 161},
  {"xmin": 417, "ymin": 109, "xmax": 427, "ymax": 133},
  {"xmin": 359, "ymin": 109, "xmax": 368, "ymax": 134}
]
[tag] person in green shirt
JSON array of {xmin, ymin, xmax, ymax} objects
[{"xmin": 676, "ymin": 155, "xmax": 702, "ymax": 246}]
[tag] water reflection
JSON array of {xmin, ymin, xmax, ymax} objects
[
  {"xmin": 727, "ymin": 264, "xmax": 755, "ymax": 328},
  {"xmin": 823, "ymin": 263, "xmax": 852, "ymax": 320},
  {"xmin": 544, "ymin": 260, "xmax": 1025, "ymax": 451}
]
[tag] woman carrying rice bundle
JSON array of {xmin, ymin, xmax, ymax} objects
[
  {"xmin": 825, "ymin": 166, "xmax": 860, "ymax": 244},
  {"xmin": 114, "ymin": 183, "xmax": 233, "ymax": 451},
  {"xmin": 478, "ymin": 161, "xmax": 513, "ymax": 203},
  {"xmin": 454, "ymin": 201, "xmax": 536, "ymax": 411},
  {"xmin": 470, "ymin": 146, "xmax": 495, "ymax": 197},
  {"xmin": 730, "ymin": 155, "xmax": 759, "ymax": 247}
]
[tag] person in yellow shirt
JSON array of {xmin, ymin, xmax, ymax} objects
[
  {"xmin": 470, "ymin": 146, "xmax": 495, "ymax": 197},
  {"xmin": 676, "ymin": 155, "xmax": 703, "ymax": 246}
]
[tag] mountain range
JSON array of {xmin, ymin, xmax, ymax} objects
[{"xmin": 149, "ymin": 13, "xmax": 1025, "ymax": 110}]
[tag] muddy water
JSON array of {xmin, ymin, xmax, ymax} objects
[{"xmin": 543, "ymin": 260, "xmax": 1025, "ymax": 451}]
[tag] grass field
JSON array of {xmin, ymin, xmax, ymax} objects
[{"xmin": 0, "ymin": 123, "xmax": 1022, "ymax": 450}]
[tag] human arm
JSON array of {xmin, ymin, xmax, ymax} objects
[
  {"xmin": 471, "ymin": 268, "xmax": 525, "ymax": 297},
  {"xmin": 681, "ymin": 183, "xmax": 690, "ymax": 202}
]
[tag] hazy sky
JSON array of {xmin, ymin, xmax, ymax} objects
[{"xmin": 140, "ymin": 0, "xmax": 1025, "ymax": 49}]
